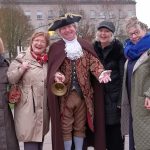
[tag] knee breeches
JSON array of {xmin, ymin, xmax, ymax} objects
[{"xmin": 61, "ymin": 91, "xmax": 86, "ymax": 141}]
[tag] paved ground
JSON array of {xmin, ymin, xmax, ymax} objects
[
  {"xmin": 19, "ymin": 124, "xmax": 129, "ymax": 150},
  {"xmin": 12, "ymin": 108, "xmax": 128, "ymax": 150},
  {"xmin": 19, "ymin": 131, "xmax": 128, "ymax": 150},
  {"xmin": 19, "ymin": 124, "xmax": 94, "ymax": 150}
]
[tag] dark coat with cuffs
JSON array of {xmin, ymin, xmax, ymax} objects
[{"xmin": 93, "ymin": 39, "xmax": 125, "ymax": 125}]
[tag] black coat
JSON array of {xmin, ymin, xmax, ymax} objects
[
  {"xmin": 0, "ymin": 55, "xmax": 19, "ymax": 150},
  {"xmin": 93, "ymin": 39, "xmax": 126, "ymax": 125}
]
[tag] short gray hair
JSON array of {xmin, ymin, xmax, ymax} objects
[{"xmin": 126, "ymin": 17, "xmax": 148, "ymax": 32}]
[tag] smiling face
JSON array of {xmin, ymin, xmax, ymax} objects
[
  {"xmin": 127, "ymin": 24, "xmax": 146, "ymax": 44},
  {"xmin": 97, "ymin": 28, "xmax": 113, "ymax": 48},
  {"xmin": 58, "ymin": 24, "xmax": 77, "ymax": 41},
  {"xmin": 31, "ymin": 35, "xmax": 47, "ymax": 55}
]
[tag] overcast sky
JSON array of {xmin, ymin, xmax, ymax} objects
[{"xmin": 136, "ymin": 0, "xmax": 150, "ymax": 27}]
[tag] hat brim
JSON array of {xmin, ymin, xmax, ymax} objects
[
  {"xmin": 97, "ymin": 25, "xmax": 114, "ymax": 33},
  {"xmin": 48, "ymin": 13, "xmax": 82, "ymax": 31}
]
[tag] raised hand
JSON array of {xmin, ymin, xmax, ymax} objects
[{"xmin": 99, "ymin": 70, "xmax": 112, "ymax": 83}]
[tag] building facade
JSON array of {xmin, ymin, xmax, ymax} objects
[{"xmin": 0, "ymin": 0, "xmax": 136, "ymax": 37}]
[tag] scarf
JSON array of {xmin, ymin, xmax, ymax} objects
[
  {"xmin": 124, "ymin": 33, "xmax": 150, "ymax": 60},
  {"xmin": 63, "ymin": 37, "xmax": 83, "ymax": 60},
  {"xmin": 31, "ymin": 50, "xmax": 48, "ymax": 65}
]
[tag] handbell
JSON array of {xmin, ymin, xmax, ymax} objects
[{"xmin": 51, "ymin": 82, "xmax": 67, "ymax": 96}]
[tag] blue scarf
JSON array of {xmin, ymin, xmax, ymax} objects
[{"xmin": 124, "ymin": 33, "xmax": 150, "ymax": 60}]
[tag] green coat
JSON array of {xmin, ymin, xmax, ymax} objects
[{"xmin": 121, "ymin": 50, "xmax": 150, "ymax": 150}]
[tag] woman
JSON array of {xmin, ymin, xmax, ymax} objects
[
  {"xmin": 0, "ymin": 38, "xmax": 19, "ymax": 150},
  {"xmin": 7, "ymin": 32, "xmax": 50, "ymax": 150},
  {"xmin": 93, "ymin": 21, "xmax": 125, "ymax": 150},
  {"xmin": 121, "ymin": 17, "xmax": 150, "ymax": 150}
]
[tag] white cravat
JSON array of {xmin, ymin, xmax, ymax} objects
[{"xmin": 63, "ymin": 37, "xmax": 83, "ymax": 60}]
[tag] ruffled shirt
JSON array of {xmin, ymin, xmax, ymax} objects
[{"xmin": 63, "ymin": 37, "xmax": 83, "ymax": 60}]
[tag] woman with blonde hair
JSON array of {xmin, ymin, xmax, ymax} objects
[
  {"xmin": 93, "ymin": 21, "xmax": 125, "ymax": 150},
  {"xmin": 7, "ymin": 32, "xmax": 50, "ymax": 150},
  {"xmin": 0, "ymin": 37, "xmax": 19, "ymax": 150}
]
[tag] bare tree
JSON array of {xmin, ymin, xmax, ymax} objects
[
  {"xmin": 56, "ymin": 0, "xmax": 80, "ymax": 15},
  {"xmin": 93, "ymin": 0, "xmax": 128, "ymax": 41},
  {"xmin": 49, "ymin": 0, "xmax": 129, "ymax": 42},
  {"xmin": 77, "ymin": 18, "xmax": 96, "ymax": 41},
  {"xmin": 0, "ymin": 0, "xmax": 34, "ymax": 61}
]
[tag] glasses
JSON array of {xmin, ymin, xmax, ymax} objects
[
  {"xmin": 128, "ymin": 30, "xmax": 140, "ymax": 38},
  {"xmin": 33, "ymin": 39, "xmax": 46, "ymax": 44}
]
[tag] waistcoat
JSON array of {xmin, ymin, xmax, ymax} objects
[{"xmin": 70, "ymin": 60, "xmax": 83, "ymax": 97}]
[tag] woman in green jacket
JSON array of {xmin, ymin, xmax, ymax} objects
[{"xmin": 121, "ymin": 17, "xmax": 150, "ymax": 150}]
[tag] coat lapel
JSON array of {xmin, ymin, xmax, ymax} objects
[{"xmin": 133, "ymin": 50, "xmax": 149, "ymax": 73}]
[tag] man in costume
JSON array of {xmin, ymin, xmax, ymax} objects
[{"xmin": 47, "ymin": 13, "xmax": 111, "ymax": 150}]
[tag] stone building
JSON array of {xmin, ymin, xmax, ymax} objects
[{"xmin": 0, "ymin": 0, "xmax": 136, "ymax": 38}]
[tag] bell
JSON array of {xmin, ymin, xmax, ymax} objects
[{"xmin": 51, "ymin": 82, "xmax": 67, "ymax": 96}]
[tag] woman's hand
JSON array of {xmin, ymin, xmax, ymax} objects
[
  {"xmin": 99, "ymin": 70, "xmax": 112, "ymax": 83},
  {"xmin": 21, "ymin": 62, "xmax": 30, "ymax": 70},
  {"xmin": 54, "ymin": 72, "xmax": 65, "ymax": 83},
  {"xmin": 19, "ymin": 61, "xmax": 30, "ymax": 71},
  {"xmin": 144, "ymin": 97, "xmax": 150, "ymax": 110}
]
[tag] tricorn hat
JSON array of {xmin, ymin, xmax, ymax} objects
[
  {"xmin": 97, "ymin": 21, "xmax": 115, "ymax": 33},
  {"xmin": 48, "ymin": 13, "xmax": 82, "ymax": 31}
]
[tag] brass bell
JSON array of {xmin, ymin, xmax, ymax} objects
[{"xmin": 51, "ymin": 82, "xmax": 67, "ymax": 96}]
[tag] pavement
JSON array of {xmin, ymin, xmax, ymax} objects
[
  {"xmin": 19, "ymin": 123, "xmax": 94, "ymax": 150},
  {"xmin": 12, "ymin": 108, "xmax": 128, "ymax": 150},
  {"xmin": 19, "ymin": 131, "xmax": 128, "ymax": 150},
  {"xmin": 19, "ymin": 124, "xmax": 129, "ymax": 150}
]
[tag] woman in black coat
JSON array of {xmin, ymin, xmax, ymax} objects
[
  {"xmin": 93, "ymin": 21, "xmax": 125, "ymax": 150},
  {"xmin": 0, "ymin": 38, "xmax": 19, "ymax": 150}
]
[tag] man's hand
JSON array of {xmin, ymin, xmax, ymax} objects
[
  {"xmin": 54, "ymin": 72, "xmax": 65, "ymax": 83},
  {"xmin": 99, "ymin": 70, "xmax": 112, "ymax": 83}
]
